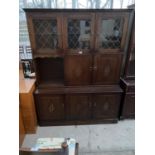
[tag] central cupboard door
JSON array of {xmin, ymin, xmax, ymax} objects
[
  {"xmin": 64, "ymin": 54, "xmax": 92, "ymax": 85},
  {"xmin": 93, "ymin": 53, "xmax": 122, "ymax": 84},
  {"xmin": 66, "ymin": 95, "xmax": 91, "ymax": 120}
]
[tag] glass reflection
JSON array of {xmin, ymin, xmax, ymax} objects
[
  {"xmin": 68, "ymin": 19, "xmax": 91, "ymax": 49},
  {"xmin": 99, "ymin": 18, "xmax": 124, "ymax": 49}
]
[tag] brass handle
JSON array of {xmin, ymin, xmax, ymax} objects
[
  {"xmin": 93, "ymin": 66, "xmax": 97, "ymax": 71},
  {"xmin": 62, "ymin": 103, "xmax": 64, "ymax": 108},
  {"xmin": 49, "ymin": 104, "xmax": 55, "ymax": 113},
  {"xmin": 89, "ymin": 66, "xmax": 93, "ymax": 71}
]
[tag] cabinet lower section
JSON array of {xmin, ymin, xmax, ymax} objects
[{"xmin": 34, "ymin": 85, "xmax": 122, "ymax": 126}]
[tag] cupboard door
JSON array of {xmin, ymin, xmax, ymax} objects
[
  {"xmin": 66, "ymin": 95, "xmax": 91, "ymax": 120},
  {"xmin": 93, "ymin": 94, "xmax": 121, "ymax": 119},
  {"xmin": 64, "ymin": 54, "xmax": 92, "ymax": 85},
  {"xmin": 95, "ymin": 12, "xmax": 129, "ymax": 52},
  {"xmin": 93, "ymin": 53, "xmax": 122, "ymax": 84},
  {"xmin": 27, "ymin": 12, "xmax": 62, "ymax": 55},
  {"xmin": 63, "ymin": 12, "xmax": 95, "ymax": 52},
  {"xmin": 122, "ymin": 93, "xmax": 135, "ymax": 118},
  {"xmin": 35, "ymin": 95, "xmax": 65, "ymax": 121}
]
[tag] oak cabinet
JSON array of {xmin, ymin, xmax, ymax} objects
[{"xmin": 24, "ymin": 9, "xmax": 133, "ymax": 125}]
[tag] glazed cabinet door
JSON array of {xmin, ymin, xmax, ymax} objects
[
  {"xmin": 64, "ymin": 54, "xmax": 92, "ymax": 85},
  {"xmin": 95, "ymin": 11, "xmax": 130, "ymax": 52},
  {"xmin": 26, "ymin": 12, "xmax": 62, "ymax": 57},
  {"xmin": 93, "ymin": 94, "xmax": 121, "ymax": 119},
  {"xmin": 62, "ymin": 12, "xmax": 95, "ymax": 53},
  {"xmin": 66, "ymin": 94, "xmax": 91, "ymax": 121},
  {"xmin": 93, "ymin": 53, "xmax": 123, "ymax": 84},
  {"xmin": 35, "ymin": 95, "xmax": 65, "ymax": 121}
]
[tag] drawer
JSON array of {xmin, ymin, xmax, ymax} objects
[
  {"xmin": 35, "ymin": 95, "xmax": 65, "ymax": 121},
  {"xmin": 93, "ymin": 94, "xmax": 121, "ymax": 119},
  {"xmin": 122, "ymin": 93, "xmax": 135, "ymax": 117}
]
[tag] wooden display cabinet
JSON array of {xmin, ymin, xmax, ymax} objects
[{"xmin": 24, "ymin": 9, "xmax": 133, "ymax": 126}]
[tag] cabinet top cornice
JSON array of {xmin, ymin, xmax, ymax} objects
[{"xmin": 23, "ymin": 8, "xmax": 133, "ymax": 13}]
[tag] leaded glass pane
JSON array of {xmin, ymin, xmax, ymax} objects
[
  {"xmin": 99, "ymin": 18, "xmax": 124, "ymax": 49},
  {"xmin": 68, "ymin": 19, "xmax": 91, "ymax": 49},
  {"xmin": 33, "ymin": 19, "xmax": 58, "ymax": 49}
]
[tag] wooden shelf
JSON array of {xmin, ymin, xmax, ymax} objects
[{"xmin": 38, "ymin": 80, "xmax": 64, "ymax": 88}]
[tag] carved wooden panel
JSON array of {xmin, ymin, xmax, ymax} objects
[
  {"xmin": 35, "ymin": 95, "xmax": 65, "ymax": 121},
  {"xmin": 66, "ymin": 94, "xmax": 91, "ymax": 120},
  {"xmin": 93, "ymin": 94, "xmax": 121, "ymax": 119},
  {"xmin": 64, "ymin": 54, "xmax": 92, "ymax": 85},
  {"xmin": 93, "ymin": 53, "xmax": 122, "ymax": 84}
]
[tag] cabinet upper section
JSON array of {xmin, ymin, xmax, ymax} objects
[{"xmin": 24, "ymin": 9, "xmax": 133, "ymax": 58}]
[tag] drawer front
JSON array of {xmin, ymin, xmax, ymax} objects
[
  {"xmin": 93, "ymin": 94, "xmax": 121, "ymax": 119},
  {"xmin": 35, "ymin": 95, "xmax": 65, "ymax": 121},
  {"xmin": 122, "ymin": 93, "xmax": 135, "ymax": 117}
]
